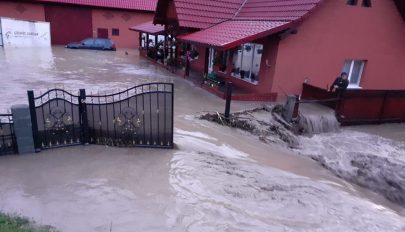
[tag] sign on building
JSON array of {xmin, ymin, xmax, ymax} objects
[{"xmin": 0, "ymin": 17, "xmax": 51, "ymax": 47}]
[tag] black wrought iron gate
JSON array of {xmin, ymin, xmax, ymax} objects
[
  {"xmin": 28, "ymin": 83, "xmax": 174, "ymax": 151},
  {"xmin": 28, "ymin": 89, "xmax": 84, "ymax": 150}
]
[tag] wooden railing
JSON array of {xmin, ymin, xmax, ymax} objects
[{"xmin": 301, "ymin": 83, "xmax": 405, "ymax": 125}]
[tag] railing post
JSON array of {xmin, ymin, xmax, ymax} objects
[
  {"xmin": 79, "ymin": 89, "xmax": 89, "ymax": 144},
  {"xmin": 378, "ymin": 91, "xmax": 388, "ymax": 123},
  {"xmin": 170, "ymin": 83, "xmax": 174, "ymax": 148},
  {"xmin": 224, "ymin": 82, "xmax": 233, "ymax": 119},
  {"xmin": 27, "ymin": 90, "xmax": 40, "ymax": 152}
]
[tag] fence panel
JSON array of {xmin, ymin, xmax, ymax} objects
[
  {"xmin": 85, "ymin": 83, "xmax": 174, "ymax": 148},
  {"xmin": 0, "ymin": 114, "xmax": 17, "ymax": 155},
  {"xmin": 301, "ymin": 83, "xmax": 405, "ymax": 125},
  {"xmin": 28, "ymin": 89, "xmax": 83, "ymax": 150}
]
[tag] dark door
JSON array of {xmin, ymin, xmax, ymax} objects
[
  {"xmin": 97, "ymin": 28, "xmax": 109, "ymax": 39},
  {"xmin": 45, "ymin": 4, "xmax": 93, "ymax": 45}
]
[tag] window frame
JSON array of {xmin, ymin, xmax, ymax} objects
[
  {"xmin": 343, "ymin": 59, "xmax": 366, "ymax": 88},
  {"xmin": 112, "ymin": 28, "xmax": 120, "ymax": 36},
  {"xmin": 231, "ymin": 43, "xmax": 263, "ymax": 85},
  {"xmin": 362, "ymin": 0, "xmax": 371, "ymax": 7},
  {"xmin": 346, "ymin": 0, "xmax": 358, "ymax": 6}
]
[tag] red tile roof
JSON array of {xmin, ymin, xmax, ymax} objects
[
  {"xmin": 34, "ymin": 0, "xmax": 157, "ymax": 11},
  {"xmin": 178, "ymin": 20, "xmax": 290, "ymax": 49},
  {"xmin": 129, "ymin": 21, "xmax": 164, "ymax": 34},
  {"xmin": 174, "ymin": 0, "xmax": 245, "ymax": 29},
  {"xmin": 235, "ymin": 0, "xmax": 322, "ymax": 21},
  {"xmin": 175, "ymin": 0, "xmax": 323, "ymax": 48},
  {"xmin": 173, "ymin": 0, "xmax": 322, "ymax": 29}
]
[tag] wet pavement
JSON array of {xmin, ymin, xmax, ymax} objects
[{"xmin": 0, "ymin": 46, "xmax": 405, "ymax": 231}]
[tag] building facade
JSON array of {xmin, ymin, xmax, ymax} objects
[
  {"xmin": 0, "ymin": 0, "xmax": 157, "ymax": 48},
  {"xmin": 132, "ymin": 0, "xmax": 405, "ymax": 101}
]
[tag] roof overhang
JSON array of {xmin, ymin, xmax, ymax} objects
[
  {"xmin": 129, "ymin": 21, "xmax": 165, "ymax": 35},
  {"xmin": 394, "ymin": 0, "xmax": 405, "ymax": 21},
  {"xmin": 177, "ymin": 20, "xmax": 291, "ymax": 50}
]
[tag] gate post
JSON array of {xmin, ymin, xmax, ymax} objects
[
  {"xmin": 11, "ymin": 104, "xmax": 35, "ymax": 154},
  {"xmin": 224, "ymin": 82, "xmax": 233, "ymax": 119},
  {"xmin": 79, "ymin": 89, "xmax": 89, "ymax": 145},
  {"xmin": 27, "ymin": 90, "xmax": 41, "ymax": 152}
]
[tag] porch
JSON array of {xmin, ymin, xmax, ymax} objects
[
  {"xmin": 129, "ymin": 20, "xmax": 283, "ymax": 102},
  {"xmin": 184, "ymin": 69, "xmax": 277, "ymax": 101}
]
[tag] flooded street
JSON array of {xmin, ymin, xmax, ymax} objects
[{"xmin": 0, "ymin": 46, "xmax": 405, "ymax": 231}]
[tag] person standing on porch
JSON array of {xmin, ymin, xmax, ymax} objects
[{"xmin": 330, "ymin": 72, "xmax": 349, "ymax": 95}]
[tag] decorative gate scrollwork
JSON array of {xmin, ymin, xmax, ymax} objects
[
  {"xmin": 44, "ymin": 106, "xmax": 74, "ymax": 131},
  {"xmin": 28, "ymin": 83, "xmax": 174, "ymax": 151}
]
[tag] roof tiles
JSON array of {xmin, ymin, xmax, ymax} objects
[
  {"xmin": 174, "ymin": 0, "xmax": 323, "ymax": 48},
  {"xmin": 129, "ymin": 21, "xmax": 164, "ymax": 34},
  {"xmin": 34, "ymin": 0, "xmax": 158, "ymax": 11},
  {"xmin": 178, "ymin": 20, "xmax": 289, "ymax": 49},
  {"xmin": 236, "ymin": 0, "xmax": 321, "ymax": 21},
  {"xmin": 130, "ymin": 0, "xmax": 323, "ymax": 48},
  {"xmin": 174, "ymin": 0, "xmax": 245, "ymax": 29}
]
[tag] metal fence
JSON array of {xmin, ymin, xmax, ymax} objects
[
  {"xmin": 0, "ymin": 114, "xmax": 17, "ymax": 155},
  {"xmin": 27, "ymin": 83, "xmax": 174, "ymax": 151},
  {"xmin": 301, "ymin": 83, "xmax": 405, "ymax": 125},
  {"xmin": 27, "ymin": 89, "xmax": 84, "ymax": 150},
  {"xmin": 85, "ymin": 83, "xmax": 174, "ymax": 148}
]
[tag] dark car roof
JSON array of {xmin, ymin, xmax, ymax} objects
[{"xmin": 83, "ymin": 38, "xmax": 114, "ymax": 42}]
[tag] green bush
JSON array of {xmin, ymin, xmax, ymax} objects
[{"xmin": 0, "ymin": 213, "xmax": 56, "ymax": 232}]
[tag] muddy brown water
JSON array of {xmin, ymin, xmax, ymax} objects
[{"xmin": 0, "ymin": 46, "xmax": 404, "ymax": 231}]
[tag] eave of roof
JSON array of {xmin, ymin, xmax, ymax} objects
[
  {"xmin": 394, "ymin": 0, "xmax": 405, "ymax": 21},
  {"xmin": 129, "ymin": 21, "xmax": 165, "ymax": 34},
  {"xmin": 177, "ymin": 20, "xmax": 290, "ymax": 50}
]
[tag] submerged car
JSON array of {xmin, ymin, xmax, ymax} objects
[{"xmin": 65, "ymin": 38, "xmax": 116, "ymax": 51}]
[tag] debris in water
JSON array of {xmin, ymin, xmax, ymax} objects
[
  {"xmin": 200, "ymin": 105, "xmax": 405, "ymax": 207},
  {"xmin": 199, "ymin": 105, "xmax": 299, "ymax": 148}
]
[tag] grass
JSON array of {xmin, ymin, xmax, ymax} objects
[{"xmin": 0, "ymin": 213, "xmax": 56, "ymax": 232}]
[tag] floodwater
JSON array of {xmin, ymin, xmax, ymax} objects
[
  {"xmin": 298, "ymin": 103, "xmax": 340, "ymax": 134},
  {"xmin": 0, "ymin": 46, "xmax": 405, "ymax": 231}
]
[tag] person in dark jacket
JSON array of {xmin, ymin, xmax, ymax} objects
[{"xmin": 330, "ymin": 72, "xmax": 349, "ymax": 94}]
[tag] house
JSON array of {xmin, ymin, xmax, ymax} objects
[
  {"xmin": 131, "ymin": 0, "xmax": 405, "ymax": 101},
  {"xmin": 0, "ymin": 0, "xmax": 158, "ymax": 48}
]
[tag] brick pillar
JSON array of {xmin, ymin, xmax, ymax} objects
[{"xmin": 11, "ymin": 104, "xmax": 35, "ymax": 154}]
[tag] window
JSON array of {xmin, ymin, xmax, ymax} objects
[
  {"xmin": 342, "ymin": 60, "xmax": 366, "ymax": 87},
  {"xmin": 112, "ymin": 28, "xmax": 119, "ymax": 36},
  {"xmin": 141, "ymin": 33, "xmax": 146, "ymax": 48},
  {"xmin": 158, "ymin": 35, "xmax": 165, "ymax": 43},
  {"xmin": 346, "ymin": 0, "xmax": 358, "ymax": 6},
  {"xmin": 94, "ymin": 39, "xmax": 104, "ymax": 46},
  {"xmin": 81, "ymin": 38, "xmax": 94, "ymax": 46},
  {"xmin": 231, "ymin": 43, "xmax": 263, "ymax": 85},
  {"xmin": 362, "ymin": 0, "xmax": 371, "ymax": 7},
  {"xmin": 190, "ymin": 44, "xmax": 199, "ymax": 60},
  {"xmin": 148, "ymin": 34, "xmax": 156, "ymax": 47}
]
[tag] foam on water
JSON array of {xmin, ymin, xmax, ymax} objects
[
  {"xmin": 297, "ymin": 129, "xmax": 405, "ymax": 205},
  {"xmin": 168, "ymin": 130, "xmax": 405, "ymax": 231}
]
